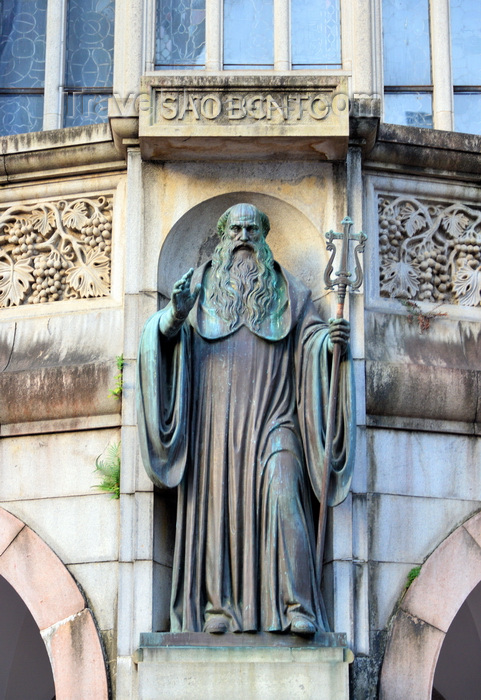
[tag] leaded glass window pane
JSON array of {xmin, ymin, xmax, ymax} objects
[
  {"xmin": 155, "ymin": 0, "xmax": 206, "ymax": 68},
  {"xmin": 0, "ymin": 93, "xmax": 43, "ymax": 134},
  {"xmin": 451, "ymin": 0, "xmax": 481, "ymax": 85},
  {"xmin": 0, "ymin": 0, "xmax": 47, "ymax": 88},
  {"xmin": 454, "ymin": 94, "xmax": 481, "ymax": 134},
  {"xmin": 64, "ymin": 92, "xmax": 110, "ymax": 127},
  {"xmin": 384, "ymin": 93, "xmax": 433, "ymax": 128},
  {"xmin": 65, "ymin": 0, "xmax": 115, "ymax": 88},
  {"xmin": 291, "ymin": 0, "xmax": 341, "ymax": 68},
  {"xmin": 383, "ymin": 0, "xmax": 431, "ymax": 86},
  {"xmin": 223, "ymin": 0, "xmax": 273, "ymax": 68}
]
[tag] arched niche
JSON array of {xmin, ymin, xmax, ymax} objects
[
  {"xmin": 379, "ymin": 510, "xmax": 481, "ymax": 700},
  {"xmin": 158, "ymin": 191, "xmax": 331, "ymax": 318},
  {"xmin": 0, "ymin": 508, "xmax": 109, "ymax": 699},
  {"xmin": 152, "ymin": 191, "xmax": 334, "ymax": 632}
]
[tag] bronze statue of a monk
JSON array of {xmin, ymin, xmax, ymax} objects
[{"xmin": 137, "ymin": 203, "xmax": 355, "ymax": 637}]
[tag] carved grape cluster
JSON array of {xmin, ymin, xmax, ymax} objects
[
  {"xmin": 0, "ymin": 195, "xmax": 113, "ymax": 308},
  {"xmin": 378, "ymin": 195, "xmax": 481, "ymax": 307},
  {"xmin": 0, "ymin": 223, "xmax": 40, "ymax": 257},
  {"xmin": 379, "ymin": 215, "xmax": 403, "ymax": 256},
  {"xmin": 417, "ymin": 252, "xmax": 450, "ymax": 302},
  {"xmin": 30, "ymin": 255, "xmax": 69, "ymax": 304},
  {"xmin": 79, "ymin": 214, "xmax": 112, "ymax": 254}
]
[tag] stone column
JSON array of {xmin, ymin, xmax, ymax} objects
[
  {"xmin": 43, "ymin": 0, "xmax": 66, "ymax": 130},
  {"xmin": 116, "ymin": 147, "xmax": 156, "ymax": 699},
  {"xmin": 206, "ymin": 0, "xmax": 222, "ymax": 70},
  {"xmin": 347, "ymin": 145, "xmax": 369, "ymax": 657},
  {"xmin": 430, "ymin": 0, "xmax": 454, "ymax": 131},
  {"xmin": 349, "ymin": 0, "xmax": 383, "ymax": 102},
  {"xmin": 113, "ymin": 0, "xmax": 145, "ymax": 101},
  {"xmin": 274, "ymin": 0, "xmax": 290, "ymax": 71}
]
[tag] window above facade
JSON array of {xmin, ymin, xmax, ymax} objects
[
  {"xmin": 0, "ymin": 0, "xmax": 114, "ymax": 137},
  {"xmin": 382, "ymin": 0, "xmax": 481, "ymax": 135},
  {"xmin": 154, "ymin": 0, "xmax": 342, "ymax": 71},
  {"xmin": 64, "ymin": 0, "xmax": 115, "ymax": 127},
  {"xmin": 0, "ymin": 0, "xmax": 47, "ymax": 135}
]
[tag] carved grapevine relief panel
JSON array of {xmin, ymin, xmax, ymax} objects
[
  {"xmin": 0, "ymin": 194, "xmax": 113, "ymax": 307},
  {"xmin": 379, "ymin": 195, "xmax": 481, "ymax": 306}
]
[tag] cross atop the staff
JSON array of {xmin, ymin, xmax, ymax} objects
[{"xmin": 324, "ymin": 216, "xmax": 367, "ymax": 294}]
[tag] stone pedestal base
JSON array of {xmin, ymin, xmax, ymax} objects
[{"xmin": 135, "ymin": 634, "xmax": 353, "ymax": 700}]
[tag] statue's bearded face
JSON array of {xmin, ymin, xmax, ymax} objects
[
  {"xmin": 209, "ymin": 205, "xmax": 278, "ymax": 330},
  {"xmin": 225, "ymin": 209, "xmax": 264, "ymax": 249}
]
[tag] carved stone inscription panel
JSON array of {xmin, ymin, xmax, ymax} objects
[
  {"xmin": 378, "ymin": 194, "xmax": 481, "ymax": 306},
  {"xmin": 139, "ymin": 75, "xmax": 349, "ymax": 138},
  {"xmin": 155, "ymin": 90, "xmax": 346, "ymax": 125},
  {"xmin": 0, "ymin": 193, "xmax": 113, "ymax": 307}
]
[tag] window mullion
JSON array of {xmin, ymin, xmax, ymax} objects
[
  {"xmin": 114, "ymin": 0, "xmax": 145, "ymax": 95},
  {"xmin": 430, "ymin": 0, "xmax": 453, "ymax": 130},
  {"xmin": 206, "ymin": 0, "xmax": 222, "ymax": 70},
  {"xmin": 43, "ymin": 0, "xmax": 67, "ymax": 130},
  {"xmin": 274, "ymin": 0, "xmax": 290, "ymax": 70},
  {"xmin": 143, "ymin": 0, "xmax": 156, "ymax": 73}
]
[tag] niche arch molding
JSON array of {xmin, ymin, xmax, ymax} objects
[{"xmin": 158, "ymin": 191, "xmax": 331, "ymax": 317}]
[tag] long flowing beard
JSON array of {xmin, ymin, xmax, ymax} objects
[{"xmin": 208, "ymin": 238, "xmax": 277, "ymax": 330}]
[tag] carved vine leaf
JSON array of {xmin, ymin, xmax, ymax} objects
[
  {"xmin": 31, "ymin": 208, "xmax": 56, "ymax": 237},
  {"xmin": 453, "ymin": 263, "xmax": 481, "ymax": 306},
  {"xmin": 399, "ymin": 203, "xmax": 426, "ymax": 238},
  {"xmin": 66, "ymin": 249, "xmax": 110, "ymax": 298},
  {"xmin": 441, "ymin": 211, "xmax": 470, "ymax": 239},
  {"xmin": 378, "ymin": 194, "xmax": 481, "ymax": 305},
  {"xmin": 0, "ymin": 193, "xmax": 113, "ymax": 307},
  {"xmin": 62, "ymin": 201, "xmax": 89, "ymax": 230},
  {"xmin": 0, "ymin": 258, "xmax": 34, "ymax": 306},
  {"xmin": 381, "ymin": 260, "xmax": 420, "ymax": 298}
]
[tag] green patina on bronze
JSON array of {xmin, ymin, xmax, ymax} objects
[{"xmin": 137, "ymin": 203, "xmax": 356, "ymax": 638}]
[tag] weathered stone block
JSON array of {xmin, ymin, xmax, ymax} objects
[
  {"xmin": 0, "ymin": 429, "xmax": 120, "ymax": 500},
  {"xmin": 68, "ymin": 561, "xmax": 119, "ymax": 631},
  {"xmin": 136, "ymin": 643, "xmax": 353, "ymax": 700},
  {"xmin": 3, "ymin": 495, "xmax": 119, "ymax": 565},
  {"xmin": 369, "ymin": 493, "xmax": 480, "ymax": 564},
  {"xmin": 368, "ymin": 429, "xmax": 481, "ymax": 500}
]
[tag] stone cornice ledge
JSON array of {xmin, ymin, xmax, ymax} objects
[
  {"xmin": 366, "ymin": 123, "xmax": 481, "ymax": 180},
  {"xmin": 0, "ymin": 123, "xmax": 125, "ymax": 184}
]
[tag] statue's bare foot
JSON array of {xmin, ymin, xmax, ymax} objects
[
  {"xmin": 290, "ymin": 616, "xmax": 316, "ymax": 636},
  {"xmin": 204, "ymin": 616, "xmax": 229, "ymax": 634}
]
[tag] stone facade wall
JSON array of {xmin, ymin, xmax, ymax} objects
[
  {"xmin": 0, "ymin": 126, "xmax": 126, "ymax": 695},
  {"xmin": 1, "ymin": 79, "xmax": 481, "ymax": 700}
]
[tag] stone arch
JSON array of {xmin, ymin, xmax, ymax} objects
[
  {"xmin": 0, "ymin": 507, "xmax": 109, "ymax": 699},
  {"xmin": 158, "ymin": 191, "xmax": 331, "ymax": 318},
  {"xmin": 379, "ymin": 510, "xmax": 481, "ymax": 700}
]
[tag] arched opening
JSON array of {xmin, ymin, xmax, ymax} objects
[
  {"xmin": 432, "ymin": 580, "xmax": 481, "ymax": 700},
  {"xmin": 0, "ymin": 507, "xmax": 109, "ymax": 699},
  {"xmin": 0, "ymin": 575, "xmax": 55, "ymax": 700},
  {"xmin": 379, "ymin": 510, "xmax": 481, "ymax": 700}
]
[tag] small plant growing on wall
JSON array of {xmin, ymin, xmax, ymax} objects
[
  {"xmin": 92, "ymin": 442, "xmax": 120, "ymax": 499},
  {"xmin": 404, "ymin": 566, "xmax": 421, "ymax": 592},
  {"xmin": 400, "ymin": 300, "xmax": 447, "ymax": 333},
  {"xmin": 110, "ymin": 355, "xmax": 124, "ymax": 399}
]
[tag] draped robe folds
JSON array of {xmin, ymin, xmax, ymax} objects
[{"xmin": 137, "ymin": 262, "xmax": 355, "ymax": 633}]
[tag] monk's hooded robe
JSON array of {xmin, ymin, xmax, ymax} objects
[{"xmin": 137, "ymin": 261, "xmax": 355, "ymax": 633}]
